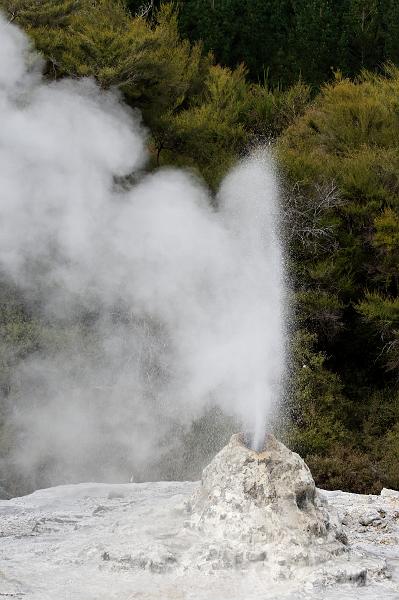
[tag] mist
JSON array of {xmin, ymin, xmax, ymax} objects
[{"xmin": 0, "ymin": 16, "xmax": 285, "ymax": 490}]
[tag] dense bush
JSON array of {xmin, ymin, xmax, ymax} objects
[
  {"xmin": 0, "ymin": 0, "xmax": 313, "ymax": 187},
  {"xmin": 177, "ymin": 0, "xmax": 399, "ymax": 88},
  {"xmin": 278, "ymin": 68, "xmax": 399, "ymax": 491},
  {"xmin": 0, "ymin": 0, "xmax": 398, "ymax": 495}
]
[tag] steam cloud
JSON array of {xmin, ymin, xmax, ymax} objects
[{"xmin": 0, "ymin": 16, "xmax": 285, "ymax": 489}]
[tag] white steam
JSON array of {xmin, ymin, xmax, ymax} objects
[{"xmin": 0, "ymin": 16, "xmax": 285, "ymax": 487}]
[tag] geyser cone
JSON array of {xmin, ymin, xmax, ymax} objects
[{"xmin": 189, "ymin": 433, "xmax": 347, "ymax": 569}]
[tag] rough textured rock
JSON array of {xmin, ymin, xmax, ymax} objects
[
  {"xmin": 0, "ymin": 469, "xmax": 398, "ymax": 598},
  {"xmin": 189, "ymin": 433, "xmax": 348, "ymax": 568}
]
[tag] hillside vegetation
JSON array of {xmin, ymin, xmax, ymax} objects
[{"xmin": 0, "ymin": 0, "xmax": 398, "ymax": 495}]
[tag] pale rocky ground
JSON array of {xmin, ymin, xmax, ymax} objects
[{"xmin": 1, "ymin": 439, "xmax": 398, "ymax": 600}]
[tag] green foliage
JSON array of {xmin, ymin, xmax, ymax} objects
[
  {"xmin": 357, "ymin": 293, "xmax": 399, "ymax": 371},
  {"xmin": 339, "ymin": 0, "xmax": 383, "ymax": 73},
  {"xmin": 278, "ymin": 68, "xmax": 399, "ymax": 313},
  {"xmin": 289, "ymin": 0, "xmax": 344, "ymax": 87},
  {"xmin": 362, "ymin": 388, "xmax": 399, "ymax": 489},
  {"xmin": 2, "ymin": 0, "xmax": 79, "ymax": 27},
  {"xmin": 374, "ymin": 422, "xmax": 399, "ymax": 489},
  {"xmin": 178, "ymin": 0, "xmax": 294, "ymax": 86},
  {"xmin": 15, "ymin": 0, "xmax": 206, "ymax": 108},
  {"xmin": 156, "ymin": 63, "xmax": 250, "ymax": 186},
  {"xmin": 244, "ymin": 81, "xmax": 311, "ymax": 139},
  {"xmin": 1, "ymin": 0, "xmax": 398, "ymax": 495},
  {"xmin": 2, "ymin": 0, "xmax": 254, "ymax": 185},
  {"xmin": 306, "ymin": 446, "xmax": 382, "ymax": 494},
  {"xmin": 279, "ymin": 66, "xmax": 399, "ymax": 492},
  {"xmin": 358, "ymin": 293, "xmax": 399, "ymax": 326},
  {"xmin": 285, "ymin": 330, "xmax": 349, "ymax": 456},
  {"xmin": 178, "ymin": 0, "xmax": 399, "ymax": 88},
  {"xmin": 1, "ymin": 0, "xmax": 311, "ymax": 186},
  {"xmin": 287, "ymin": 332, "xmax": 399, "ymax": 492},
  {"xmin": 156, "ymin": 71, "xmax": 311, "ymax": 186},
  {"xmin": 296, "ymin": 290, "xmax": 343, "ymax": 342}
]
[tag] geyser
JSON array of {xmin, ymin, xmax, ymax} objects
[
  {"xmin": 189, "ymin": 433, "xmax": 347, "ymax": 571},
  {"xmin": 0, "ymin": 15, "xmax": 285, "ymax": 487}
]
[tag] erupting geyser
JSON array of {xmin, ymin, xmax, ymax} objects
[
  {"xmin": 217, "ymin": 158, "xmax": 286, "ymax": 451},
  {"xmin": 0, "ymin": 17, "xmax": 396, "ymax": 600},
  {"xmin": 0, "ymin": 14, "xmax": 285, "ymax": 486}
]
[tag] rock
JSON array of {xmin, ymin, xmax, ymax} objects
[
  {"xmin": 107, "ymin": 490, "xmax": 125, "ymax": 500},
  {"xmin": 189, "ymin": 433, "xmax": 346, "ymax": 568},
  {"xmin": 0, "ymin": 477, "xmax": 396, "ymax": 597},
  {"xmin": 92, "ymin": 505, "xmax": 112, "ymax": 515},
  {"xmin": 359, "ymin": 512, "xmax": 383, "ymax": 526},
  {"xmin": 102, "ymin": 548, "xmax": 178, "ymax": 573},
  {"xmin": 381, "ymin": 488, "xmax": 399, "ymax": 499}
]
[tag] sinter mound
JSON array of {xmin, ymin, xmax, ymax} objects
[{"xmin": 189, "ymin": 433, "xmax": 349, "ymax": 570}]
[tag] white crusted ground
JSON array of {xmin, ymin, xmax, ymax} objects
[{"xmin": 0, "ymin": 479, "xmax": 398, "ymax": 599}]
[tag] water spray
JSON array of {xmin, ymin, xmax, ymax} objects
[{"xmin": 0, "ymin": 15, "xmax": 285, "ymax": 486}]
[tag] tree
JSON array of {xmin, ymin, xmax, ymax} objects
[
  {"xmin": 383, "ymin": 0, "xmax": 399, "ymax": 65},
  {"xmin": 289, "ymin": 0, "xmax": 345, "ymax": 85},
  {"xmin": 278, "ymin": 66, "xmax": 399, "ymax": 490},
  {"xmin": 1, "ymin": 0, "xmax": 78, "ymax": 26},
  {"xmin": 178, "ymin": 0, "xmax": 295, "ymax": 87},
  {"xmin": 340, "ymin": 0, "xmax": 384, "ymax": 74}
]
